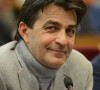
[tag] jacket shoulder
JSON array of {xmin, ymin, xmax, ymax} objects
[
  {"xmin": 0, "ymin": 41, "xmax": 19, "ymax": 72},
  {"xmin": 0, "ymin": 41, "xmax": 17, "ymax": 54},
  {"xmin": 62, "ymin": 49, "xmax": 93, "ymax": 74},
  {"xmin": 68, "ymin": 49, "xmax": 91, "ymax": 64},
  {"xmin": 56, "ymin": 49, "xmax": 93, "ymax": 90}
]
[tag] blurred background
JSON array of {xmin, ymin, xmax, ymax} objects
[
  {"xmin": 75, "ymin": 0, "xmax": 100, "ymax": 61},
  {"xmin": 0, "ymin": 0, "xmax": 100, "ymax": 61}
]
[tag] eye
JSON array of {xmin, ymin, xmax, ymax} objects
[
  {"xmin": 45, "ymin": 26, "xmax": 58, "ymax": 32},
  {"xmin": 66, "ymin": 28, "xmax": 75, "ymax": 37},
  {"xmin": 45, "ymin": 26, "xmax": 57, "ymax": 30}
]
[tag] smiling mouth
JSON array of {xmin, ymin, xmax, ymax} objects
[
  {"xmin": 51, "ymin": 49, "xmax": 66, "ymax": 58},
  {"xmin": 47, "ymin": 48, "xmax": 66, "ymax": 54},
  {"xmin": 47, "ymin": 48, "xmax": 66, "ymax": 58},
  {"xmin": 51, "ymin": 49, "xmax": 65, "ymax": 54}
]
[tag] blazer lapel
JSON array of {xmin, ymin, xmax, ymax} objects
[
  {"xmin": 15, "ymin": 46, "xmax": 39, "ymax": 90},
  {"xmin": 18, "ymin": 68, "xmax": 39, "ymax": 90}
]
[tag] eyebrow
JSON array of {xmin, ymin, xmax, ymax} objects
[
  {"xmin": 43, "ymin": 20, "xmax": 77, "ymax": 28},
  {"xmin": 43, "ymin": 20, "xmax": 61, "ymax": 27},
  {"xmin": 67, "ymin": 24, "xmax": 78, "ymax": 29}
]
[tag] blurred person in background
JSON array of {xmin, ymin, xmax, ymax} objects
[
  {"xmin": 0, "ymin": 0, "xmax": 16, "ymax": 46},
  {"xmin": 0, "ymin": 0, "xmax": 14, "ymax": 12},
  {"xmin": 82, "ymin": 1, "xmax": 100, "ymax": 90},
  {"xmin": 87, "ymin": 2, "xmax": 100, "ymax": 34},
  {"xmin": 77, "ymin": 0, "xmax": 100, "ymax": 34}
]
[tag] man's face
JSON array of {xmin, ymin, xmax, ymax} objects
[{"xmin": 24, "ymin": 5, "xmax": 77, "ymax": 68}]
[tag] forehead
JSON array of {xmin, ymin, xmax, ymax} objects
[{"xmin": 35, "ymin": 5, "xmax": 77, "ymax": 26}]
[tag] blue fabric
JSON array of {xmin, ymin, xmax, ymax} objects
[
  {"xmin": 92, "ymin": 54, "xmax": 100, "ymax": 90},
  {"xmin": 77, "ymin": 2, "xmax": 100, "ymax": 34},
  {"xmin": 87, "ymin": 2, "xmax": 100, "ymax": 34}
]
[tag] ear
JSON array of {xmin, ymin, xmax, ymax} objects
[{"xmin": 18, "ymin": 22, "xmax": 29, "ymax": 43}]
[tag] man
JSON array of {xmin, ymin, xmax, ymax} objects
[{"xmin": 0, "ymin": 0, "xmax": 93, "ymax": 90}]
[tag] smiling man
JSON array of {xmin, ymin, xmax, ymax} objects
[
  {"xmin": 0, "ymin": 0, "xmax": 93, "ymax": 90},
  {"xmin": 20, "ymin": 5, "xmax": 77, "ymax": 68}
]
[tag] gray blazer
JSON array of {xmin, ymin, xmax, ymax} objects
[{"xmin": 0, "ymin": 41, "xmax": 93, "ymax": 90}]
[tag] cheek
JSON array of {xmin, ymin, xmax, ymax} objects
[
  {"xmin": 37, "ymin": 34, "xmax": 56, "ymax": 55},
  {"xmin": 68, "ymin": 38, "xmax": 75, "ymax": 50},
  {"xmin": 39, "ymin": 34, "xmax": 56, "ymax": 47}
]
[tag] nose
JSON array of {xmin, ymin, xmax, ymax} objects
[{"xmin": 55, "ymin": 30, "xmax": 68, "ymax": 47}]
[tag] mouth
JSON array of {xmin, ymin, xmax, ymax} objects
[
  {"xmin": 47, "ymin": 48, "xmax": 67, "ymax": 58},
  {"xmin": 51, "ymin": 49, "xmax": 66, "ymax": 54}
]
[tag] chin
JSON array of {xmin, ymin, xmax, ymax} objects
[{"xmin": 50, "ymin": 60, "xmax": 65, "ymax": 68}]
